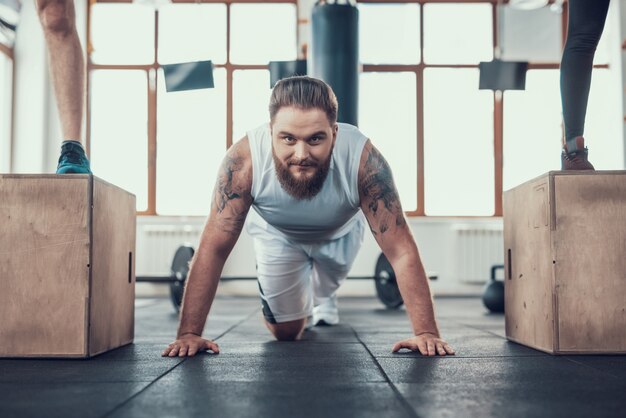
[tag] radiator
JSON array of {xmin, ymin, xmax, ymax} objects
[
  {"xmin": 136, "ymin": 225, "xmax": 203, "ymax": 275},
  {"xmin": 453, "ymin": 225, "xmax": 504, "ymax": 283}
]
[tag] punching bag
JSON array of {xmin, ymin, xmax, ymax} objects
[{"xmin": 310, "ymin": 0, "xmax": 359, "ymax": 126}]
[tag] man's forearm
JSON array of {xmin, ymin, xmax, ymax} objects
[
  {"xmin": 391, "ymin": 252, "xmax": 440, "ymax": 337},
  {"xmin": 176, "ymin": 249, "xmax": 227, "ymax": 338}
]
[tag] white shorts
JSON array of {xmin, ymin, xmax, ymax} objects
[{"xmin": 248, "ymin": 219, "xmax": 365, "ymax": 323}]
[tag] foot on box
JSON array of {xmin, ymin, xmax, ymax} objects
[
  {"xmin": 561, "ymin": 136, "xmax": 595, "ymax": 171},
  {"xmin": 56, "ymin": 141, "xmax": 92, "ymax": 174}
]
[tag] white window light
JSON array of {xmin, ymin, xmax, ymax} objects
[{"xmin": 509, "ymin": 0, "xmax": 549, "ymax": 11}]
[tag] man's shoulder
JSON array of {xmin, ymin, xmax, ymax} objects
[
  {"xmin": 337, "ymin": 122, "xmax": 360, "ymax": 134},
  {"xmin": 337, "ymin": 123, "xmax": 367, "ymax": 142},
  {"xmin": 225, "ymin": 136, "xmax": 253, "ymax": 185},
  {"xmin": 228, "ymin": 135, "xmax": 252, "ymax": 160},
  {"xmin": 335, "ymin": 123, "xmax": 368, "ymax": 156},
  {"xmin": 248, "ymin": 122, "xmax": 271, "ymax": 139}
]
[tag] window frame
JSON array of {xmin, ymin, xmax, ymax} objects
[
  {"xmin": 0, "ymin": 44, "xmax": 12, "ymax": 59},
  {"xmin": 86, "ymin": 0, "xmax": 298, "ymax": 216},
  {"xmin": 358, "ymin": 0, "xmax": 577, "ymax": 217},
  {"xmin": 86, "ymin": 0, "xmax": 606, "ymax": 217}
]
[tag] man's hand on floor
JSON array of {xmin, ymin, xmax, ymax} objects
[
  {"xmin": 162, "ymin": 334, "xmax": 220, "ymax": 357},
  {"xmin": 392, "ymin": 333, "xmax": 455, "ymax": 356}
]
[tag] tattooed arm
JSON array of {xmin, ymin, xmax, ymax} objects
[
  {"xmin": 163, "ymin": 137, "xmax": 253, "ymax": 357},
  {"xmin": 358, "ymin": 140, "xmax": 454, "ymax": 356}
]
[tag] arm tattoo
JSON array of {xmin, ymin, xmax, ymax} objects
[
  {"xmin": 211, "ymin": 153, "xmax": 251, "ymax": 235},
  {"xmin": 360, "ymin": 146, "xmax": 406, "ymax": 235},
  {"xmin": 215, "ymin": 156, "xmax": 243, "ymax": 213},
  {"xmin": 214, "ymin": 209, "xmax": 249, "ymax": 235}
]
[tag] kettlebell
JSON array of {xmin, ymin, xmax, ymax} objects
[{"xmin": 482, "ymin": 265, "xmax": 505, "ymax": 313}]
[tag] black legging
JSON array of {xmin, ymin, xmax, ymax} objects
[{"xmin": 560, "ymin": 0, "xmax": 610, "ymax": 148}]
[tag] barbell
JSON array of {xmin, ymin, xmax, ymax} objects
[
  {"xmin": 136, "ymin": 245, "xmax": 194, "ymax": 313},
  {"xmin": 138, "ymin": 246, "xmax": 436, "ymax": 312}
]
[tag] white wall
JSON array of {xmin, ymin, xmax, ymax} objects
[
  {"xmin": 11, "ymin": 0, "xmax": 47, "ymax": 173},
  {"xmin": 135, "ymin": 215, "xmax": 504, "ymax": 298},
  {"xmin": 0, "ymin": 53, "xmax": 12, "ymax": 172},
  {"xmin": 617, "ymin": 0, "xmax": 626, "ymax": 165},
  {"xmin": 591, "ymin": 0, "xmax": 625, "ymax": 170},
  {"xmin": 297, "ymin": 0, "xmax": 316, "ymax": 58},
  {"xmin": 11, "ymin": 0, "xmax": 87, "ymax": 173}
]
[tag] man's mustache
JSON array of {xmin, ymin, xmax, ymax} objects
[{"xmin": 288, "ymin": 159, "xmax": 317, "ymax": 167}]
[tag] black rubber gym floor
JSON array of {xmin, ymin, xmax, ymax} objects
[{"xmin": 1, "ymin": 296, "xmax": 625, "ymax": 418}]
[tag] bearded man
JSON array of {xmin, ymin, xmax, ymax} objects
[{"xmin": 162, "ymin": 76, "xmax": 454, "ymax": 357}]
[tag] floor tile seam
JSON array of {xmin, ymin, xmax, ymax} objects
[
  {"xmin": 155, "ymin": 377, "xmax": 391, "ymax": 384},
  {"xmin": 1, "ymin": 379, "xmax": 175, "ymax": 384},
  {"xmin": 215, "ymin": 340, "xmax": 362, "ymax": 344},
  {"xmin": 211, "ymin": 353, "xmax": 375, "ymax": 357},
  {"xmin": 350, "ymin": 326, "xmax": 421, "ymax": 418},
  {"xmin": 447, "ymin": 319, "xmax": 507, "ymax": 340},
  {"xmin": 99, "ymin": 359, "xmax": 186, "ymax": 418},
  {"xmin": 372, "ymin": 354, "xmax": 545, "ymax": 359},
  {"xmin": 210, "ymin": 308, "xmax": 263, "ymax": 342},
  {"xmin": 169, "ymin": 353, "xmax": 385, "ymax": 361},
  {"xmin": 562, "ymin": 357, "xmax": 623, "ymax": 380},
  {"xmin": 100, "ymin": 309, "xmax": 260, "ymax": 417}
]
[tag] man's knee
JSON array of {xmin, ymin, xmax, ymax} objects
[
  {"xmin": 266, "ymin": 318, "xmax": 306, "ymax": 341},
  {"xmin": 37, "ymin": 0, "xmax": 75, "ymax": 35}
]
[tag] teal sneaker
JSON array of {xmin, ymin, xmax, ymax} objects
[{"xmin": 56, "ymin": 141, "xmax": 92, "ymax": 174}]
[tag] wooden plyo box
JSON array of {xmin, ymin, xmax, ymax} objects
[
  {"xmin": 504, "ymin": 171, "xmax": 626, "ymax": 355},
  {"xmin": 0, "ymin": 175, "xmax": 136, "ymax": 358}
]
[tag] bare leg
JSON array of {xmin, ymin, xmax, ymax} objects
[
  {"xmin": 265, "ymin": 318, "xmax": 307, "ymax": 341},
  {"xmin": 36, "ymin": 0, "xmax": 84, "ymax": 143}
]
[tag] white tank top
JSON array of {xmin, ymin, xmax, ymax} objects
[{"xmin": 246, "ymin": 122, "xmax": 368, "ymax": 243}]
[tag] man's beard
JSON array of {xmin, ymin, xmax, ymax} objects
[{"xmin": 272, "ymin": 147, "xmax": 333, "ymax": 200}]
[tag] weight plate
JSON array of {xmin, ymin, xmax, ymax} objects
[
  {"xmin": 169, "ymin": 245, "xmax": 194, "ymax": 312},
  {"xmin": 374, "ymin": 253, "xmax": 403, "ymax": 309}
]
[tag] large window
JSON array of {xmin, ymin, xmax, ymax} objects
[
  {"xmin": 423, "ymin": 68, "xmax": 494, "ymax": 216},
  {"xmin": 87, "ymin": 1, "xmax": 296, "ymax": 215},
  {"xmin": 503, "ymin": 67, "xmax": 615, "ymax": 190},
  {"xmin": 88, "ymin": 0, "xmax": 616, "ymax": 217},
  {"xmin": 359, "ymin": 1, "xmax": 496, "ymax": 215},
  {"xmin": 358, "ymin": 0, "xmax": 615, "ymax": 216}
]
